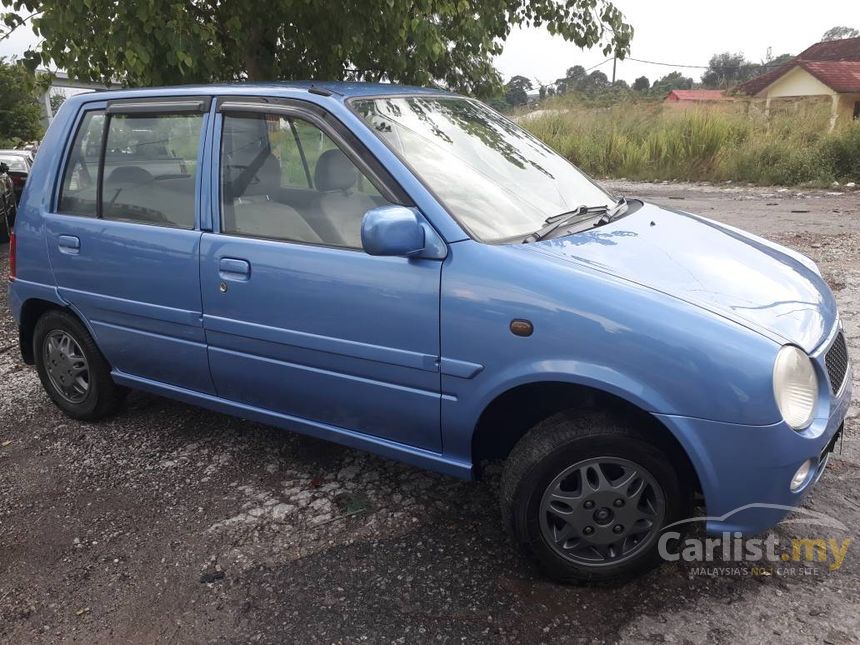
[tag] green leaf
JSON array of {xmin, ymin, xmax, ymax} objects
[{"xmin": 17, "ymin": 0, "xmax": 632, "ymax": 96}]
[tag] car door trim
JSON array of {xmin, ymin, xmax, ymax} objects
[
  {"xmin": 210, "ymin": 345, "xmax": 440, "ymax": 397},
  {"xmin": 203, "ymin": 313, "xmax": 440, "ymax": 373},
  {"xmin": 106, "ymin": 97, "xmax": 212, "ymax": 114},
  {"xmin": 439, "ymin": 357, "xmax": 484, "ymax": 379},
  {"xmin": 57, "ymin": 285, "xmax": 203, "ymax": 328}
]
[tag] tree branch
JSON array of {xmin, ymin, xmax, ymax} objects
[{"xmin": 0, "ymin": 11, "xmax": 40, "ymax": 43}]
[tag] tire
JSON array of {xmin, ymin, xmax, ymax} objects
[
  {"xmin": 501, "ymin": 410, "xmax": 691, "ymax": 584},
  {"xmin": 33, "ymin": 310, "xmax": 124, "ymax": 421}
]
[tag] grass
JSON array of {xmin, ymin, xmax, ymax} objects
[{"xmin": 521, "ymin": 99, "xmax": 860, "ymax": 186}]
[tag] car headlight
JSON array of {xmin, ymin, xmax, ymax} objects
[{"xmin": 773, "ymin": 345, "xmax": 818, "ymax": 430}]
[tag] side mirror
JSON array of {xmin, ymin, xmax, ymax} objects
[
  {"xmin": 0, "ymin": 162, "xmax": 7, "ymax": 174},
  {"xmin": 361, "ymin": 205, "xmax": 426, "ymax": 257}
]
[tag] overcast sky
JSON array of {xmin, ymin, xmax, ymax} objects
[
  {"xmin": 497, "ymin": 0, "xmax": 859, "ymax": 86},
  {"xmin": 1, "ymin": 0, "xmax": 857, "ymax": 86}
]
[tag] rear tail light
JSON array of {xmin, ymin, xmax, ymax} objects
[{"xmin": 8, "ymin": 230, "xmax": 16, "ymax": 281}]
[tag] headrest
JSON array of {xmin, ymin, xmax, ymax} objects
[
  {"xmin": 314, "ymin": 148, "xmax": 357, "ymax": 192},
  {"xmin": 107, "ymin": 166, "xmax": 153, "ymax": 185}
]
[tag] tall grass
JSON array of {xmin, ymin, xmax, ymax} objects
[{"xmin": 522, "ymin": 100, "xmax": 860, "ymax": 186}]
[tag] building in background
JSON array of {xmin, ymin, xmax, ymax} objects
[
  {"xmin": 739, "ymin": 37, "xmax": 860, "ymax": 128},
  {"xmin": 663, "ymin": 89, "xmax": 732, "ymax": 107}
]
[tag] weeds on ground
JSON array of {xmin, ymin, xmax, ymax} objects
[{"xmin": 522, "ymin": 100, "xmax": 860, "ymax": 186}]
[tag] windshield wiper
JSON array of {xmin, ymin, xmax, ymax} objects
[
  {"xmin": 522, "ymin": 200, "xmax": 619, "ymax": 244},
  {"xmin": 595, "ymin": 196, "xmax": 628, "ymax": 226}
]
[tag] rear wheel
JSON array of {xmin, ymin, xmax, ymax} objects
[
  {"xmin": 501, "ymin": 410, "xmax": 690, "ymax": 584},
  {"xmin": 33, "ymin": 310, "xmax": 124, "ymax": 420}
]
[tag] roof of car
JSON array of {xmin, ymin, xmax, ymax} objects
[
  {"xmin": 68, "ymin": 81, "xmax": 453, "ymax": 103},
  {"xmin": 0, "ymin": 155, "xmax": 29, "ymax": 170}
]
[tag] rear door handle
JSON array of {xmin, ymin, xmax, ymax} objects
[
  {"xmin": 57, "ymin": 235, "xmax": 80, "ymax": 254},
  {"xmin": 219, "ymin": 257, "xmax": 251, "ymax": 281}
]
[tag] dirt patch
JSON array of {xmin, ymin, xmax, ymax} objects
[{"xmin": 1, "ymin": 182, "xmax": 859, "ymax": 643}]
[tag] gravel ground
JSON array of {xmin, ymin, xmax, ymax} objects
[{"xmin": 1, "ymin": 181, "xmax": 859, "ymax": 644}]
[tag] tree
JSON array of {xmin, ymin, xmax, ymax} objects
[
  {"xmin": 1, "ymin": 1, "xmax": 633, "ymax": 98},
  {"xmin": 766, "ymin": 53, "xmax": 794, "ymax": 68},
  {"xmin": 564, "ymin": 65, "xmax": 588, "ymax": 83},
  {"xmin": 0, "ymin": 59, "xmax": 43, "ymax": 146},
  {"xmin": 822, "ymin": 26, "xmax": 859, "ymax": 41},
  {"xmin": 49, "ymin": 92, "xmax": 65, "ymax": 113},
  {"xmin": 650, "ymin": 71, "xmax": 693, "ymax": 95},
  {"xmin": 580, "ymin": 70, "xmax": 609, "ymax": 92},
  {"xmin": 632, "ymin": 75, "xmax": 650, "ymax": 91},
  {"xmin": 555, "ymin": 64, "xmax": 587, "ymax": 93},
  {"xmin": 701, "ymin": 52, "xmax": 761, "ymax": 89},
  {"xmin": 504, "ymin": 75, "xmax": 532, "ymax": 107}
]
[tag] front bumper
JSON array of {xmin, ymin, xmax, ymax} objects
[{"xmin": 656, "ymin": 361, "xmax": 851, "ymax": 535}]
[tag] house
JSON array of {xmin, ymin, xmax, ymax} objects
[
  {"xmin": 664, "ymin": 89, "xmax": 731, "ymax": 104},
  {"xmin": 739, "ymin": 37, "xmax": 860, "ymax": 127}
]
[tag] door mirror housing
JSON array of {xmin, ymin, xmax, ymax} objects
[{"xmin": 361, "ymin": 205, "xmax": 426, "ymax": 257}]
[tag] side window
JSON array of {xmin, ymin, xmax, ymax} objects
[
  {"xmin": 58, "ymin": 110, "xmax": 105, "ymax": 216},
  {"xmin": 101, "ymin": 113, "xmax": 203, "ymax": 229},
  {"xmin": 220, "ymin": 112, "xmax": 389, "ymax": 249}
]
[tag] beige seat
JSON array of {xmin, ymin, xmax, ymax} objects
[
  {"xmin": 308, "ymin": 149, "xmax": 378, "ymax": 248},
  {"xmin": 230, "ymin": 199, "xmax": 322, "ymax": 243}
]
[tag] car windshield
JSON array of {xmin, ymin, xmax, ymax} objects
[
  {"xmin": 352, "ymin": 95, "xmax": 612, "ymax": 242},
  {"xmin": 0, "ymin": 156, "xmax": 28, "ymax": 172}
]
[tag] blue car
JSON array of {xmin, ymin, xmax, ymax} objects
[{"xmin": 7, "ymin": 83, "xmax": 851, "ymax": 582}]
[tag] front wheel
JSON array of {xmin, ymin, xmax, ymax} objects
[
  {"xmin": 33, "ymin": 310, "xmax": 125, "ymax": 421},
  {"xmin": 501, "ymin": 411, "xmax": 691, "ymax": 584}
]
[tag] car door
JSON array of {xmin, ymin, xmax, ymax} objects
[
  {"xmin": 199, "ymin": 100, "xmax": 443, "ymax": 451},
  {"xmin": 44, "ymin": 97, "xmax": 215, "ymax": 394}
]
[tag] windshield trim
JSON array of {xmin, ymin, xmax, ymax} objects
[{"xmin": 346, "ymin": 93, "xmax": 612, "ymax": 245}]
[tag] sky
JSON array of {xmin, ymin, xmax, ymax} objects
[
  {"xmin": 496, "ymin": 0, "xmax": 860, "ymax": 86},
  {"xmin": 1, "ymin": 0, "xmax": 858, "ymax": 88}
]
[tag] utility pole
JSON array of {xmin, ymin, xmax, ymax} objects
[{"xmin": 612, "ymin": 54, "xmax": 617, "ymax": 84}]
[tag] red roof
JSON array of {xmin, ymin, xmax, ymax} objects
[
  {"xmin": 739, "ymin": 36, "xmax": 860, "ymax": 94},
  {"xmin": 797, "ymin": 36, "xmax": 860, "ymax": 61},
  {"xmin": 665, "ymin": 89, "xmax": 729, "ymax": 102}
]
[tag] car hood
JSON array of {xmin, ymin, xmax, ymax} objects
[{"xmin": 528, "ymin": 201, "xmax": 837, "ymax": 352}]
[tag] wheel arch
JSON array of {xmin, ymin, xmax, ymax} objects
[
  {"xmin": 17, "ymin": 297, "xmax": 67, "ymax": 364},
  {"xmin": 470, "ymin": 379, "xmax": 703, "ymax": 503},
  {"xmin": 16, "ymin": 296, "xmax": 100, "ymax": 365}
]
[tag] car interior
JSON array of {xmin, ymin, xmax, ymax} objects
[
  {"xmin": 220, "ymin": 113, "xmax": 387, "ymax": 248},
  {"xmin": 59, "ymin": 110, "xmax": 388, "ymax": 247}
]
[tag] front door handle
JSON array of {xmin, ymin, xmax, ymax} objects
[
  {"xmin": 57, "ymin": 235, "xmax": 80, "ymax": 255},
  {"xmin": 219, "ymin": 257, "xmax": 251, "ymax": 281}
]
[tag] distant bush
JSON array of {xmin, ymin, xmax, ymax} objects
[{"xmin": 521, "ymin": 100, "xmax": 860, "ymax": 186}]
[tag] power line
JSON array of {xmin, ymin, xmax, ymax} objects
[
  {"xmin": 627, "ymin": 57, "xmax": 708, "ymax": 69},
  {"xmin": 585, "ymin": 57, "xmax": 614, "ymax": 72},
  {"xmin": 626, "ymin": 56, "xmax": 793, "ymax": 70}
]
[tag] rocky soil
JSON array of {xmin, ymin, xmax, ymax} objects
[{"xmin": 0, "ymin": 181, "xmax": 858, "ymax": 644}]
